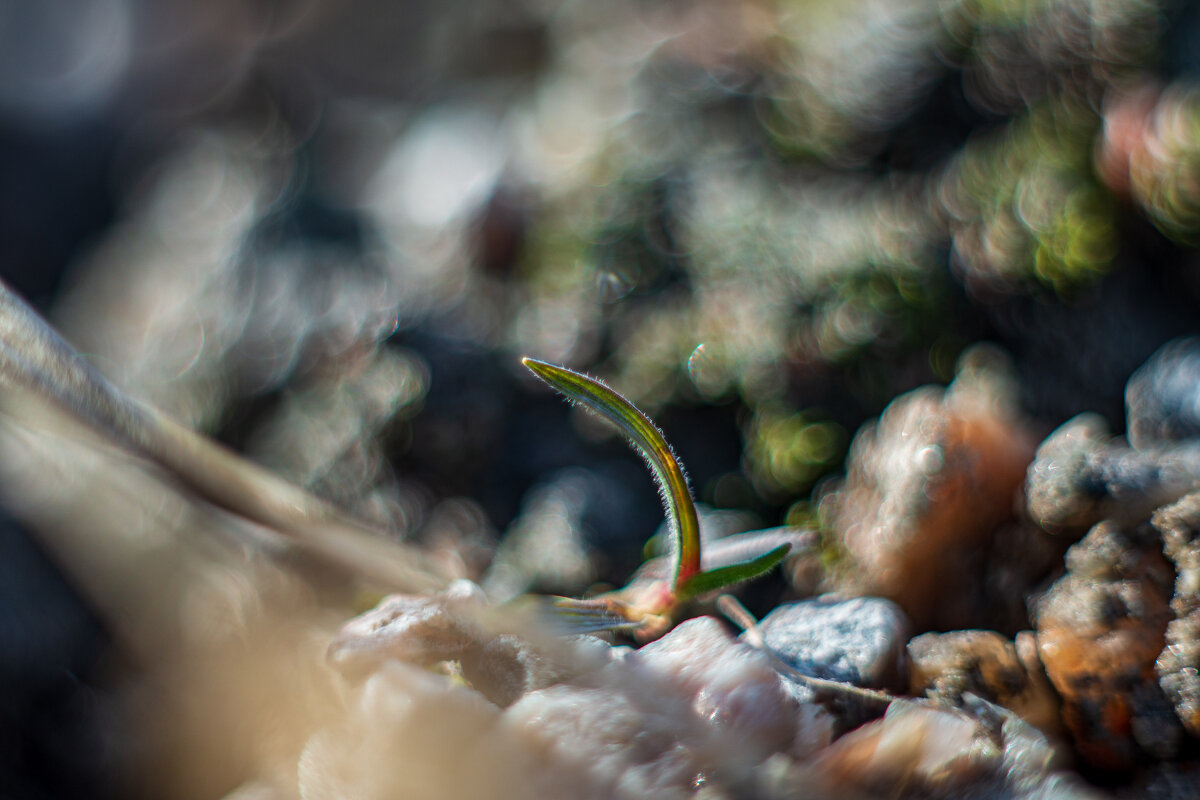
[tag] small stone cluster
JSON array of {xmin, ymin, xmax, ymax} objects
[
  {"xmin": 295, "ymin": 339, "xmax": 1200, "ymax": 797},
  {"xmin": 316, "ymin": 586, "xmax": 1095, "ymax": 800},
  {"xmin": 810, "ymin": 338, "xmax": 1200, "ymax": 785}
]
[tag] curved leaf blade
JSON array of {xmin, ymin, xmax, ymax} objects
[
  {"xmin": 675, "ymin": 544, "xmax": 790, "ymax": 602},
  {"xmin": 521, "ymin": 357, "xmax": 702, "ymax": 587}
]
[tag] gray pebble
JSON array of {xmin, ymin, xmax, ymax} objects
[{"xmin": 753, "ymin": 596, "xmax": 909, "ymax": 690}]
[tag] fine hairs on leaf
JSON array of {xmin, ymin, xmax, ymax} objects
[
  {"xmin": 522, "ymin": 357, "xmax": 701, "ymax": 586},
  {"xmin": 521, "ymin": 357, "xmax": 790, "ymax": 635},
  {"xmin": 676, "ymin": 544, "xmax": 791, "ymax": 602}
]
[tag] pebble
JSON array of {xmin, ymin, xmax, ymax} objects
[
  {"xmin": 805, "ymin": 701, "xmax": 988, "ymax": 797},
  {"xmin": 506, "ymin": 616, "xmax": 835, "ymax": 796},
  {"xmin": 1028, "ymin": 335, "xmax": 1200, "ymax": 534},
  {"xmin": 1034, "ymin": 520, "xmax": 1179, "ymax": 769},
  {"xmin": 754, "ymin": 596, "xmax": 909, "ymax": 691},
  {"xmin": 798, "ymin": 696, "xmax": 1104, "ymax": 799},
  {"xmin": 1024, "ymin": 414, "xmax": 1118, "ymax": 534},
  {"xmin": 975, "ymin": 696, "xmax": 1107, "ymax": 800},
  {"xmin": 326, "ymin": 582, "xmax": 488, "ymax": 680},
  {"xmin": 317, "ymin": 611, "xmax": 839, "ymax": 798},
  {"xmin": 505, "ymin": 683, "xmax": 704, "ymax": 798},
  {"xmin": 326, "ymin": 582, "xmax": 614, "ymax": 706},
  {"xmin": 907, "ymin": 629, "xmax": 1061, "ymax": 736},
  {"xmin": 632, "ymin": 616, "xmax": 836, "ymax": 760},
  {"xmin": 299, "ymin": 661, "xmax": 548, "ymax": 800}
]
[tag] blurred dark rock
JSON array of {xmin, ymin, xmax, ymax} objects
[
  {"xmin": 0, "ymin": 118, "xmax": 118, "ymax": 309},
  {"xmin": 0, "ymin": 510, "xmax": 118, "ymax": 800},
  {"xmin": 981, "ymin": 265, "xmax": 1196, "ymax": 429},
  {"xmin": 979, "ymin": 520, "xmax": 1071, "ymax": 635},
  {"xmin": 1116, "ymin": 761, "xmax": 1200, "ymax": 800},
  {"xmin": 1127, "ymin": 337, "xmax": 1200, "ymax": 450}
]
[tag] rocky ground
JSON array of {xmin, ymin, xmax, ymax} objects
[{"xmin": 6, "ymin": 0, "xmax": 1200, "ymax": 798}]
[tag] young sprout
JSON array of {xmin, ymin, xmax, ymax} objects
[{"xmin": 522, "ymin": 357, "xmax": 790, "ymax": 639}]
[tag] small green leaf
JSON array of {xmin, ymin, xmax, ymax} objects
[
  {"xmin": 675, "ymin": 544, "xmax": 791, "ymax": 602},
  {"xmin": 522, "ymin": 357, "xmax": 702, "ymax": 587}
]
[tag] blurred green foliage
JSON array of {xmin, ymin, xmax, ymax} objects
[
  {"xmin": 949, "ymin": 102, "xmax": 1118, "ymax": 291},
  {"xmin": 499, "ymin": 0, "xmax": 1200, "ymax": 525}
]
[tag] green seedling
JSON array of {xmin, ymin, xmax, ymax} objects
[{"xmin": 522, "ymin": 357, "xmax": 790, "ymax": 639}]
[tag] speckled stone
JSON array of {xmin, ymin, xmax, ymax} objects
[
  {"xmin": 1035, "ymin": 520, "xmax": 1179, "ymax": 769},
  {"xmin": 908, "ymin": 629, "xmax": 1061, "ymax": 736},
  {"xmin": 1152, "ymin": 492, "xmax": 1200, "ymax": 737},
  {"xmin": 1026, "ymin": 414, "xmax": 1200, "ymax": 535},
  {"xmin": 754, "ymin": 596, "xmax": 909, "ymax": 691}
]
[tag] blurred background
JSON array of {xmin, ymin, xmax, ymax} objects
[{"xmin": 5, "ymin": 0, "xmax": 1200, "ymax": 796}]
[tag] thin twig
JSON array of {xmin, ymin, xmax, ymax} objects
[{"xmin": 717, "ymin": 594, "xmax": 898, "ymax": 707}]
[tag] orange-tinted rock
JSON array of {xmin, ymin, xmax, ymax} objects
[
  {"xmin": 802, "ymin": 697, "xmax": 1100, "ymax": 799},
  {"xmin": 1035, "ymin": 521, "xmax": 1178, "ymax": 770},
  {"xmin": 822, "ymin": 354, "xmax": 1036, "ymax": 630},
  {"xmin": 806, "ymin": 702, "xmax": 988, "ymax": 797},
  {"xmin": 908, "ymin": 629, "xmax": 1061, "ymax": 737}
]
